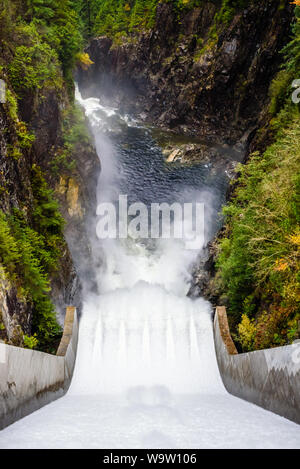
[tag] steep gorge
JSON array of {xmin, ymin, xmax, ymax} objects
[
  {"xmin": 0, "ymin": 0, "xmax": 100, "ymax": 351},
  {"xmin": 78, "ymin": 0, "xmax": 299, "ymax": 352},
  {"xmin": 79, "ymin": 0, "xmax": 293, "ymax": 145},
  {"xmin": 0, "ymin": 0, "xmax": 298, "ymax": 354}
]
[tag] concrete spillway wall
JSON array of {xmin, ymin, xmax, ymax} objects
[
  {"xmin": 214, "ymin": 306, "xmax": 300, "ymax": 425},
  {"xmin": 0, "ymin": 306, "xmax": 78, "ymax": 430}
]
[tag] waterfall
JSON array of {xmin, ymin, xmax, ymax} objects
[
  {"xmin": 1, "ymin": 88, "xmax": 299, "ymax": 451},
  {"xmin": 70, "ymin": 86, "xmax": 224, "ymax": 397},
  {"xmin": 70, "ymin": 284, "xmax": 223, "ymax": 396}
]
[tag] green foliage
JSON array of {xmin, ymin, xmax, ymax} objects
[
  {"xmin": 214, "ymin": 0, "xmax": 250, "ymax": 25},
  {"xmin": 26, "ymin": 0, "xmax": 57, "ymax": 21},
  {"xmin": 1, "ymin": 0, "xmax": 83, "ymax": 96},
  {"xmin": 50, "ymin": 19, "xmax": 83, "ymax": 91},
  {"xmin": 129, "ymin": 0, "xmax": 158, "ymax": 32},
  {"xmin": 71, "ymin": 0, "xmax": 100, "ymax": 38},
  {"xmin": 237, "ymin": 314, "xmax": 256, "ymax": 351},
  {"xmin": 282, "ymin": 4, "xmax": 300, "ymax": 74},
  {"xmin": 3, "ymin": 88, "xmax": 35, "ymax": 159},
  {"xmin": 23, "ymin": 333, "xmax": 39, "ymax": 349},
  {"xmin": 0, "ymin": 209, "xmax": 62, "ymax": 350},
  {"xmin": 270, "ymin": 5, "xmax": 300, "ymax": 117},
  {"xmin": 90, "ymin": 0, "xmax": 251, "ymax": 39},
  {"xmin": 26, "ymin": 0, "xmax": 83, "ymax": 82},
  {"xmin": 0, "ymin": 1, "xmax": 85, "ymax": 351},
  {"xmin": 269, "ymin": 69, "xmax": 293, "ymax": 116},
  {"xmin": 216, "ymin": 121, "xmax": 300, "ymax": 351},
  {"xmin": 16, "ymin": 122, "xmax": 35, "ymax": 149},
  {"xmin": 31, "ymin": 165, "xmax": 65, "ymax": 270},
  {"xmin": 0, "ymin": 166, "xmax": 65, "ymax": 351},
  {"xmin": 88, "ymin": 0, "xmax": 253, "ymax": 53},
  {"xmin": 215, "ymin": 3, "xmax": 300, "ymax": 351},
  {"xmin": 0, "ymin": 212, "xmax": 21, "ymax": 281},
  {"xmin": 51, "ymin": 148, "xmax": 76, "ymax": 175},
  {"xmin": 5, "ymin": 89, "xmax": 18, "ymax": 121},
  {"xmin": 92, "ymin": 0, "xmax": 159, "ymax": 38},
  {"xmin": 62, "ymin": 104, "xmax": 90, "ymax": 147},
  {"xmin": 9, "ymin": 38, "xmax": 61, "ymax": 93},
  {"xmin": 51, "ymin": 104, "xmax": 89, "ymax": 175}
]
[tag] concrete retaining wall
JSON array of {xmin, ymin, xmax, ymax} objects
[
  {"xmin": 0, "ymin": 306, "xmax": 78, "ymax": 430},
  {"xmin": 214, "ymin": 306, "xmax": 300, "ymax": 425}
]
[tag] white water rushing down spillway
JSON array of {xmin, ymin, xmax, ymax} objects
[
  {"xmin": 0, "ymin": 88, "xmax": 299, "ymax": 449},
  {"xmin": 71, "ymin": 285, "xmax": 221, "ymax": 396},
  {"xmin": 71, "ymin": 86, "xmax": 223, "ymax": 398}
]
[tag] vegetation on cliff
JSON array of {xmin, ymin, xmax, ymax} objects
[
  {"xmin": 75, "ymin": 0, "xmax": 299, "ymax": 352},
  {"xmin": 0, "ymin": 167, "xmax": 65, "ymax": 351},
  {"xmin": 0, "ymin": 0, "xmax": 92, "ymax": 352},
  {"xmin": 0, "ymin": 0, "xmax": 298, "ymax": 354},
  {"xmin": 215, "ymin": 4, "xmax": 300, "ymax": 351},
  {"xmin": 74, "ymin": 0, "xmax": 255, "ymax": 40},
  {"xmin": 0, "ymin": 0, "xmax": 85, "ymax": 93}
]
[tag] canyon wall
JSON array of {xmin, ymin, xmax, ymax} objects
[
  {"xmin": 0, "ymin": 56, "xmax": 100, "ymax": 349},
  {"xmin": 79, "ymin": 0, "xmax": 293, "ymax": 145}
]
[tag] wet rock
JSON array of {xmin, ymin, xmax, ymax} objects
[
  {"xmin": 163, "ymin": 142, "xmax": 240, "ymax": 182},
  {"xmin": 0, "ymin": 267, "xmax": 32, "ymax": 344},
  {"xmin": 166, "ymin": 149, "xmax": 181, "ymax": 162},
  {"xmin": 0, "ymin": 75, "xmax": 100, "ymax": 340},
  {"xmin": 78, "ymin": 1, "xmax": 293, "ymax": 144}
]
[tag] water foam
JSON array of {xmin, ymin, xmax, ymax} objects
[
  {"xmin": 70, "ymin": 284, "xmax": 223, "ymax": 396},
  {"xmin": 70, "ymin": 87, "xmax": 224, "ymax": 397},
  {"xmin": 1, "ymin": 89, "xmax": 299, "ymax": 450}
]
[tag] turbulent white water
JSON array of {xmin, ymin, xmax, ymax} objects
[
  {"xmin": 70, "ymin": 87, "xmax": 223, "ymax": 398},
  {"xmin": 70, "ymin": 286, "xmax": 222, "ymax": 396},
  {"xmin": 0, "ymin": 88, "xmax": 299, "ymax": 449}
]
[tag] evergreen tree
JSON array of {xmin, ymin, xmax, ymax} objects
[
  {"xmin": 93, "ymin": 0, "xmax": 159, "ymax": 37},
  {"xmin": 26, "ymin": 0, "xmax": 56, "ymax": 22},
  {"xmin": 71, "ymin": 0, "xmax": 102, "ymax": 38}
]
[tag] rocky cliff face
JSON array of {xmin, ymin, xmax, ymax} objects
[
  {"xmin": 79, "ymin": 0, "xmax": 293, "ymax": 146},
  {"xmin": 77, "ymin": 0, "xmax": 295, "ymax": 315},
  {"xmin": 0, "ymin": 82, "xmax": 100, "ymax": 347}
]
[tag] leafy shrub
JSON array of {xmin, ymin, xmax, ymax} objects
[
  {"xmin": 237, "ymin": 314, "xmax": 256, "ymax": 351},
  {"xmin": 4, "ymin": 88, "xmax": 35, "ymax": 156},
  {"xmin": 76, "ymin": 52, "xmax": 94, "ymax": 70},
  {"xmin": 216, "ymin": 4, "xmax": 300, "ymax": 351},
  {"xmin": 51, "ymin": 104, "xmax": 89, "ymax": 175},
  {"xmin": 1, "ymin": 0, "xmax": 83, "ymax": 96},
  {"xmin": 0, "ymin": 212, "xmax": 20, "ymax": 283},
  {"xmin": 270, "ymin": 5, "xmax": 300, "ymax": 117},
  {"xmin": 16, "ymin": 122, "xmax": 35, "ymax": 149},
  {"xmin": 9, "ymin": 41, "xmax": 62, "ymax": 93},
  {"xmin": 31, "ymin": 165, "xmax": 65, "ymax": 272},
  {"xmin": 23, "ymin": 333, "xmax": 38, "ymax": 349},
  {"xmin": 0, "ymin": 166, "xmax": 65, "ymax": 351},
  {"xmin": 5, "ymin": 89, "xmax": 18, "ymax": 121},
  {"xmin": 216, "ymin": 119, "xmax": 300, "ymax": 350},
  {"xmin": 62, "ymin": 104, "xmax": 90, "ymax": 147},
  {"xmin": 93, "ymin": 0, "xmax": 160, "ymax": 38}
]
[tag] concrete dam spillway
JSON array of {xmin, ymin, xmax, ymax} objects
[{"xmin": 0, "ymin": 88, "xmax": 299, "ymax": 449}]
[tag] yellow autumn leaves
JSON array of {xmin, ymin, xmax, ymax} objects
[
  {"xmin": 274, "ymin": 231, "xmax": 300, "ymax": 272},
  {"xmin": 76, "ymin": 53, "xmax": 94, "ymax": 71}
]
